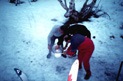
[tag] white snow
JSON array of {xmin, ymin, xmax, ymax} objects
[{"xmin": 0, "ymin": 0, "xmax": 123, "ymax": 81}]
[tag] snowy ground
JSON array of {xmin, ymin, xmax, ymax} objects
[{"xmin": 0, "ymin": 0, "xmax": 123, "ymax": 81}]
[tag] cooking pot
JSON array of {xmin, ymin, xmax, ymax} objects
[{"xmin": 52, "ymin": 45, "xmax": 63, "ymax": 58}]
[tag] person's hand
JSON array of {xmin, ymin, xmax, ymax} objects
[
  {"xmin": 63, "ymin": 47, "xmax": 66, "ymax": 50},
  {"xmin": 63, "ymin": 46, "xmax": 67, "ymax": 50},
  {"xmin": 55, "ymin": 45, "xmax": 60, "ymax": 49},
  {"xmin": 63, "ymin": 50, "xmax": 66, "ymax": 54},
  {"xmin": 48, "ymin": 45, "xmax": 51, "ymax": 50}
]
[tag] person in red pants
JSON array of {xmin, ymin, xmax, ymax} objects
[{"xmin": 63, "ymin": 34, "xmax": 94, "ymax": 80}]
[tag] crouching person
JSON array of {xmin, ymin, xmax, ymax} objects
[
  {"xmin": 63, "ymin": 34, "xmax": 94, "ymax": 80},
  {"xmin": 47, "ymin": 24, "xmax": 68, "ymax": 58}
]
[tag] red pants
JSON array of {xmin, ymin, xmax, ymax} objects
[
  {"xmin": 78, "ymin": 37, "xmax": 94, "ymax": 72},
  {"xmin": 66, "ymin": 37, "xmax": 94, "ymax": 73}
]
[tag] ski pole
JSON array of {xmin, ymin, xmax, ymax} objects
[{"xmin": 116, "ymin": 61, "xmax": 123, "ymax": 81}]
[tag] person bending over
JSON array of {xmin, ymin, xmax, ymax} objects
[{"xmin": 63, "ymin": 34, "xmax": 94, "ymax": 80}]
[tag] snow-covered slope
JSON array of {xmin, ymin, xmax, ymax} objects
[{"xmin": 0, "ymin": 0, "xmax": 123, "ymax": 81}]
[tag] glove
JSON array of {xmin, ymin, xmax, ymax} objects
[{"xmin": 66, "ymin": 46, "xmax": 76, "ymax": 56}]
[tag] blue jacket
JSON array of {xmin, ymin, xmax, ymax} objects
[{"xmin": 71, "ymin": 34, "xmax": 85, "ymax": 52}]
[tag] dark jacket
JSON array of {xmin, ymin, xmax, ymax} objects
[
  {"xmin": 67, "ymin": 24, "xmax": 91, "ymax": 39},
  {"xmin": 70, "ymin": 34, "xmax": 85, "ymax": 52}
]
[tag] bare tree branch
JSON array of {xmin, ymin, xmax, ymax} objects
[
  {"xmin": 80, "ymin": 0, "xmax": 97, "ymax": 19},
  {"xmin": 64, "ymin": 0, "xmax": 68, "ymax": 10},
  {"xmin": 58, "ymin": 0, "xmax": 110, "ymax": 24},
  {"xmin": 58, "ymin": 0, "xmax": 68, "ymax": 10}
]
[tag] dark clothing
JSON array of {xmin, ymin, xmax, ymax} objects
[
  {"xmin": 10, "ymin": 0, "xmax": 15, "ymax": 3},
  {"xmin": 67, "ymin": 24, "xmax": 91, "ymax": 39},
  {"xmin": 49, "ymin": 35, "xmax": 64, "ymax": 51},
  {"xmin": 57, "ymin": 35, "xmax": 65, "ymax": 45},
  {"xmin": 71, "ymin": 34, "xmax": 85, "ymax": 52}
]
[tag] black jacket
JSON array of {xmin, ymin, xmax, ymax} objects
[{"xmin": 67, "ymin": 24, "xmax": 91, "ymax": 39}]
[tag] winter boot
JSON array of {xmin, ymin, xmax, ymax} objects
[
  {"xmin": 10, "ymin": 0, "xmax": 15, "ymax": 3},
  {"xmin": 79, "ymin": 65, "xmax": 82, "ymax": 70},
  {"xmin": 31, "ymin": 0, "xmax": 37, "ymax": 2},
  {"xmin": 84, "ymin": 70, "xmax": 91, "ymax": 80},
  {"xmin": 61, "ymin": 54, "xmax": 67, "ymax": 58},
  {"xmin": 47, "ymin": 53, "xmax": 51, "ymax": 58}
]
